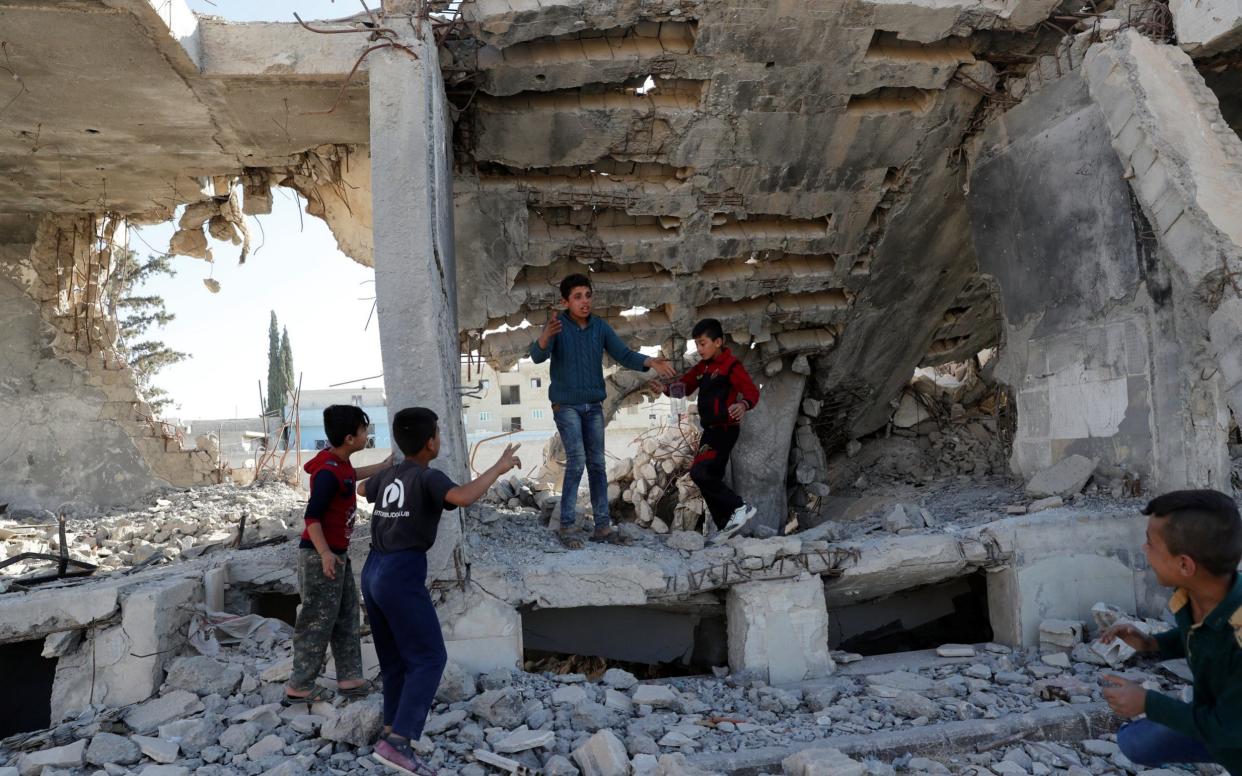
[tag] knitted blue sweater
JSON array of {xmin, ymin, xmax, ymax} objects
[{"xmin": 529, "ymin": 312, "xmax": 649, "ymax": 405}]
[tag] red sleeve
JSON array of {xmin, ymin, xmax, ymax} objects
[{"xmin": 731, "ymin": 362, "xmax": 760, "ymax": 409}]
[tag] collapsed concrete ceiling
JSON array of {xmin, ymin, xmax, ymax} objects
[{"xmin": 0, "ymin": 0, "xmax": 370, "ymax": 216}]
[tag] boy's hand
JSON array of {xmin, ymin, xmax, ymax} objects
[
  {"xmin": 1101, "ymin": 674, "xmax": 1146, "ymax": 717},
  {"xmin": 1101, "ymin": 623, "xmax": 1157, "ymax": 653},
  {"xmin": 646, "ymin": 356, "xmax": 677, "ymax": 379},
  {"xmin": 497, "ymin": 443, "xmax": 522, "ymax": 473},
  {"xmin": 648, "ymin": 379, "xmax": 667, "ymax": 396},
  {"xmin": 320, "ymin": 551, "xmax": 343, "ymax": 580},
  {"xmin": 537, "ymin": 314, "xmax": 562, "ymax": 349},
  {"xmin": 728, "ymin": 402, "xmax": 747, "ymax": 421}
]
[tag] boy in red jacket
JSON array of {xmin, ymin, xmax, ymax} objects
[
  {"xmin": 653, "ymin": 318, "xmax": 760, "ymax": 543},
  {"xmin": 284, "ymin": 404, "xmax": 391, "ymax": 704}
]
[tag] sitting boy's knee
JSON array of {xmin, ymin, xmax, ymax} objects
[{"xmin": 1117, "ymin": 722, "xmax": 1161, "ymax": 766}]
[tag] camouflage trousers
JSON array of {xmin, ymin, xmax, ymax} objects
[{"xmin": 290, "ymin": 548, "xmax": 363, "ymax": 691}]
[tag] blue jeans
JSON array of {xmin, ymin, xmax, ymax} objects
[
  {"xmin": 360, "ymin": 549, "xmax": 446, "ymax": 740},
  {"xmin": 552, "ymin": 402, "xmax": 610, "ymax": 530},
  {"xmin": 1117, "ymin": 719, "xmax": 1213, "ymax": 767}
]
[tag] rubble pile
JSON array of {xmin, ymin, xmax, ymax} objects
[
  {"xmin": 0, "ymin": 484, "xmax": 304, "ymax": 584},
  {"xmin": 0, "ymin": 601, "xmax": 1193, "ymax": 776},
  {"xmin": 825, "ymin": 358, "xmax": 1012, "ymax": 493}
]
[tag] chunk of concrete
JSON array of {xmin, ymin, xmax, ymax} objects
[
  {"xmin": 435, "ymin": 660, "xmax": 478, "ymax": 703},
  {"xmin": 471, "ymin": 688, "xmax": 527, "ymax": 728},
  {"xmin": 666, "ymin": 531, "xmax": 705, "ymax": 552},
  {"xmin": 494, "ymin": 726, "xmax": 556, "ymax": 754},
  {"xmin": 17, "ymin": 739, "xmax": 86, "ymax": 776},
  {"xmin": 164, "ymin": 655, "xmax": 243, "ymax": 696},
  {"xmin": 123, "ymin": 689, "xmax": 204, "ymax": 734},
  {"xmin": 321, "ymin": 698, "xmax": 383, "ymax": 747},
  {"xmin": 891, "ymin": 393, "xmax": 928, "ymax": 429},
  {"xmin": 85, "ymin": 732, "xmax": 141, "ymax": 766},
  {"xmin": 781, "ymin": 747, "xmax": 866, "ymax": 776},
  {"xmin": 726, "ymin": 573, "xmax": 834, "ymax": 685},
  {"xmin": 571, "ymin": 729, "xmax": 629, "ymax": 776},
  {"xmin": 1025, "ymin": 455, "xmax": 1095, "ymax": 498},
  {"xmin": 1170, "ymin": 0, "xmax": 1242, "ymax": 57},
  {"xmin": 1039, "ymin": 619, "xmax": 1085, "ymax": 652},
  {"xmin": 132, "ymin": 735, "xmax": 179, "ymax": 764},
  {"xmin": 631, "ymin": 684, "xmax": 677, "ymax": 709}
]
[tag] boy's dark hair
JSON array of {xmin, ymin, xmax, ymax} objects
[
  {"xmin": 560, "ymin": 273, "xmax": 592, "ymax": 300},
  {"xmin": 1143, "ymin": 489, "xmax": 1242, "ymax": 576},
  {"xmin": 324, "ymin": 405, "xmax": 370, "ymax": 447},
  {"xmin": 692, "ymin": 318, "xmax": 724, "ymax": 341},
  {"xmin": 392, "ymin": 407, "xmax": 439, "ymax": 456}
]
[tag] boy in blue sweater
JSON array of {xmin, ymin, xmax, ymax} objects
[{"xmin": 531, "ymin": 273, "xmax": 676, "ymax": 548}]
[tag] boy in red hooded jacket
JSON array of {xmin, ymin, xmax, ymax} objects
[
  {"xmin": 284, "ymin": 404, "xmax": 391, "ymax": 704},
  {"xmin": 653, "ymin": 318, "xmax": 760, "ymax": 543}
]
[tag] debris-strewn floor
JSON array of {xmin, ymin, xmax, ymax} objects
[
  {"xmin": 0, "ymin": 620, "xmax": 1213, "ymax": 776},
  {"xmin": 0, "ymin": 483, "xmax": 305, "ymax": 587}
]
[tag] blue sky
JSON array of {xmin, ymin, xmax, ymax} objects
[{"xmin": 131, "ymin": 1, "xmax": 384, "ymax": 420}]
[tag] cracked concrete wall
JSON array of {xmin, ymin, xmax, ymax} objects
[
  {"xmin": 0, "ymin": 218, "xmax": 168, "ymax": 512},
  {"xmin": 968, "ymin": 68, "xmax": 1231, "ymax": 491}
]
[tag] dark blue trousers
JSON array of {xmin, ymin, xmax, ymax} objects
[{"xmin": 361, "ymin": 548, "xmax": 447, "ymax": 740}]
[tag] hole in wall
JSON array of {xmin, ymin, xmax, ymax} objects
[
  {"xmin": 0, "ymin": 640, "xmax": 56, "ymax": 737},
  {"xmin": 522, "ymin": 603, "xmax": 725, "ymax": 678},
  {"xmin": 252, "ymin": 591, "xmax": 301, "ymax": 627},
  {"xmin": 84, "ymin": 128, "xmax": 100, "ymax": 134},
  {"xmin": 829, "ymin": 572, "xmax": 992, "ymax": 656}
]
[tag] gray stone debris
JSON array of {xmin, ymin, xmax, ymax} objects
[
  {"xmin": 1025, "ymin": 455, "xmax": 1096, "ymax": 498},
  {"xmin": 321, "ymin": 698, "xmax": 384, "ymax": 747},
  {"xmin": 163, "ymin": 655, "xmax": 243, "ymax": 696}
]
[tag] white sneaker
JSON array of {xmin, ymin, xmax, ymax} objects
[{"xmin": 714, "ymin": 504, "xmax": 757, "ymax": 543}]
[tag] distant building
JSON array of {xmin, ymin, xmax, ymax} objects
[
  {"xmin": 178, "ymin": 416, "xmax": 271, "ymax": 469},
  {"xmin": 297, "ymin": 387, "xmax": 391, "ymax": 451}
]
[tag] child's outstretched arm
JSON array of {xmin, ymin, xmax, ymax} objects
[
  {"xmin": 445, "ymin": 443, "xmax": 522, "ymax": 507},
  {"xmin": 601, "ymin": 319, "xmax": 676, "ymax": 378}
]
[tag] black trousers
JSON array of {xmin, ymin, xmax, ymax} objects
[{"xmin": 690, "ymin": 424, "xmax": 743, "ymax": 529}]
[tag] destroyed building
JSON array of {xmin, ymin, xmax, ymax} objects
[{"xmin": 1, "ymin": 0, "xmax": 1242, "ymax": 774}]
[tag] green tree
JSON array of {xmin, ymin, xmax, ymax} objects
[
  {"xmin": 107, "ymin": 249, "xmax": 188, "ymax": 416},
  {"xmin": 266, "ymin": 312, "xmax": 285, "ymax": 416},
  {"xmin": 279, "ymin": 326, "xmax": 295, "ymax": 407}
]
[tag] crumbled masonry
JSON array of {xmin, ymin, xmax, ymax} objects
[{"xmin": 2, "ymin": 0, "xmax": 1242, "ymax": 774}]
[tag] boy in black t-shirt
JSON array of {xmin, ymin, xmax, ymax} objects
[{"xmin": 361, "ymin": 407, "xmax": 521, "ymax": 776}]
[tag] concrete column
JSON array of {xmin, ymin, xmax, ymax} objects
[
  {"xmin": 726, "ymin": 573, "xmax": 834, "ymax": 685},
  {"xmin": 730, "ymin": 369, "xmax": 806, "ymax": 534},
  {"xmin": 369, "ymin": 15, "xmax": 467, "ymax": 579}
]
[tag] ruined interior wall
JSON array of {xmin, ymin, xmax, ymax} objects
[
  {"xmin": 0, "ymin": 214, "xmax": 217, "ymax": 512},
  {"xmin": 968, "ymin": 70, "xmax": 1230, "ymax": 491}
]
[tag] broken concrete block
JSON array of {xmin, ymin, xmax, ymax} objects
[
  {"xmin": 131, "ymin": 735, "xmax": 179, "ymax": 764},
  {"xmin": 494, "ymin": 725, "xmax": 555, "ymax": 754},
  {"xmin": 891, "ymin": 393, "xmax": 927, "ymax": 429},
  {"xmin": 1170, "ymin": 0, "xmax": 1242, "ymax": 57},
  {"xmin": 571, "ymin": 729, "xmax": 629, "ymax": 776},
  {"xmin": 603, "ymin": 668, "xmax": 638, "ymax": 690},
  {"xmin": 1038, "ymin": 619, "xmax": 1085, "ymax": 652},
  {"xmin": 124, "ymin": 689, "xmax": 204, "ymax": 734},
  {"xmin": 246, "ymin": 734, "xmax": 286, "ymax": 761},
  {"xmin": 471, "ymin": 688, "xmax": 527, "ymax": 728},
  {"xmin": 1025, "ymin": 455, "xmax": 1095, "ymax": 498},
  {"xmin": 551, "ymin": 685, "xmax": 589, "ymax": 705},
  {"xmin": 881, "ymin": 504, "xmax": 917, "ymax": 533},
  {"xmin": 631, "ymin": 684, "xmax": 677, "ymax": 709},
  {"xmin": 867, "ymin": 670, "xmax": 933, "ymax": 693},
  {"xmin": 164, "ymin": 654, "xmax": 243, "ymax": 696},
  {"xmin": 435, "ymin": 660, "xmax": 477, "ymax": 703},
  {"xmin": 17, "ymin": 739, "xmax": 85, "ymax": 776},
  {"xmin": 727, "ymin": 573, "xmax": 833, "ymax": 685},
  {"xmin": 781, "ymin": 747, "xmax": 866, "ymax": 776},
  {"xmin": 665, "ymin": 531, "xmax": 705, "ymax": 552},
  {"xmin": 1028, "ymin": 495, "xmax": 1064, "ymax": 513},
  {"xmin": 935, "ymin": 644, "xmax": 976, "ymax": 658},
  {"xmin": 42, "ymin": 629, "xmax": 82, "ymax": 658},
  {"xmin": 320, "ymin": 698, "xmax": 383, "ymax": 747},
  {"xmin": 169, "ymin": 227, "xmax": 211, "ymax": 260},
  {"xmin": 157, "ymin": 716, "xmax": 223, "ymax": 756},
  {"xmin": 85, "ymin": 732, "xmax": 141, "ymax": 766}
]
